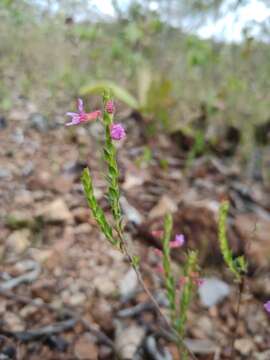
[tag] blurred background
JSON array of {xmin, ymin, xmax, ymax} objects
[
  {"xmin": 1, "ymin": 1, "xmax": 270, "ymax": 147},
  {"xmin": 0, "ymin": 1, "xmax": 270, "ymax": 359}
]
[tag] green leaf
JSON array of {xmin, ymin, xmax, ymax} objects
[
  {"xmin": 80, "ymin": 81, "xmax": 139, "ymax": 109},
  {"xmin": 131, "ymin": 255, "xmax": 140, "ymax": 268}
]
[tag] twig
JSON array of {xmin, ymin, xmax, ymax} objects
[
  {"xmin": 0, "ymin": 261, "xmax": 40, "ymax": 290},
  {"xmin": 0, "ymin": 319, "xmax": 77, "ymax": 341},
  {"xmin": 0, "ymin": 288, "xmax": 114, "ymax": 348},
  {"xmin": 145, "ymin": 336, "xmax": 172, "ymax": 360},
  {"xmin": 117, "ymin": 302, "xmax": 154, "ymax": 318}
]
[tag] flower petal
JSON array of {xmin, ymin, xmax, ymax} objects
[
  {"xmin": 66, "ymin": 112, "xmax": 78, "ymax": 117},
  {"xmin": 65, "ymin": 117, "xmax": 81, "ymax": 126},
  {"xmin": 77, "ymin": 98, "xmax": 84, "ymax": 113},
  {"xmin": 84, "ymin": 110, "xmax": 102, "ymax": 122}
]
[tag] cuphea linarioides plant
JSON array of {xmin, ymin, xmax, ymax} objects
[
  {"xmin": 154, "ymin": 214, "xmax": 201, "ymax": 358},
  {"xmin": 66, "ymin": 92, "xmax": 200, "ymax": 359},
  {"xmin": 65, "ymin": 94, "xmax": 269, "ymax": 358},
  {"xmin": 218, "ymin": 200, "xmax": 248, "ymax": 357}
]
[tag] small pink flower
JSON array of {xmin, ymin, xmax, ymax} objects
[
  {"xmin": 105, "ymin": 100, "xmax": 115, "ymax": 114},
  {"xmin": 110, "ymin": 123, "xmax": 126, "ymax": 140},
  {"xmin": 66, "ymin": 98, "xmax": 101, "ymax": 126},
  {"xmin": 264, "ymin": 300, "xmax": 270, "ymax": 313},
  {"xmin": 170, "ymin": 234, "xmax": 185, "ymax": 249}
]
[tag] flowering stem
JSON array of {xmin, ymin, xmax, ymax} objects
[
  {"xmin": 102, "ymin": 93, "xmax": 123, "ymax": 242},
  {"xmin": 162, "ymin": 214, "xmax": 177, "ymax": 325},
  {"xmin": 115, "ymin": 228, "xmax": 197, "ymax": 360},
  {"xmin": 230, "ymin": 278, "xmax": 244, "ymax": 359},
  {"xmin": 80, "ymin": 93, "xmax": 197, "ymax": 360}
]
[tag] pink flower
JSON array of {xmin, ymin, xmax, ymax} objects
[
  {"xmin": 66, "ymin": 98, "xmax": 101, "ymax": 126},
  {"xmin": 110, "ymin": 123, "xmax": 126, "ymax": 140},
  {"xmin": 170, "ymin": 234, "xmax": 185, "ymax": 249},
  {"xmin": 264, "ymin": 300, "xmax": 270, "ymax": 313},
  {"xmin": 106, "ymin": 100, "xmax": 115, "ymax": 114}
]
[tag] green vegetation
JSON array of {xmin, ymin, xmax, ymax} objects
[
  {"xmin": 1, "ymin": 1, "xmax": 269, "ymax": 155},
  {"xmin": 218, "ymin": 201, "xmax": 247, "ymax": 281}
]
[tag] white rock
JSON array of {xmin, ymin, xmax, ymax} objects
[
  {"xmin": 234, "ymin": 338, "xmax": 254, "ymax": 356},
  {"xmin": 37, "ymin": 198, "xmax": 73, "ymax": 223},
  {"xmin": 119, "ymin": 268, "xmax": 138, "ymax": 300},
  {"xmin": 93, "ymin": 275, "xmax": 116, "ymax": 297},
  {"xmin": 198, "ymin": 277, "xmax": 230, "ymax": 308},
  {"xmin": 115, "ymin": 325, "xmax": 145, "ymax": 359},
  {"xmin": 69, "ymin": 292, "xmax": 87, "ymax": 306},
  {"xmin": 7, "ymin": 229, "xmax": 31, "ymax": 254},
  {"xmin": 120, "ymin": 197, "xmax": 143, "ymax": 225}
]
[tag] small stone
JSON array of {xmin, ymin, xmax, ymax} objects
[
  {"xmin": 7, "ymin": 229, "xmax": 31, "ymax": 254},
  {"xmin": 92, "ymin": 299, "xmax": 113, "ymax": 333},
  {"xmin": 74, "ymin": 223, "xmax": 92, "ymax": 235},
  {"xmin": 4, "ymin": 312, "xmax": 24, "ymax": 331},
  {"xmin": 0, "ymin": 300, "xmax": 7, "ymax": 314},
  {"xmin": 69, "ymin": 293, "xmax": 86, "ymax": 306},
  {"xmin": 29, "ymin": 113, "xmax": 49, "ymax": 132},
  {"xmin": 14, "ymin": 190, "xmax": 33, "ymax": 206},
  {"xmin": 120, "ymin": 197, "xmax": 143, "ymax": 225},
  {"xmin": 198, "ymin": 277, "xmax": 230, "ymax": 308},
  {"xmin": 192, "ymin": 316, "xmax": 214, "ymax": 338},
  {"xmin": 74, "ymin": 334, "xmax": 98, "ymax": 360},
  {"xmin": 0, "ymin": 168, "xmax": 12, "ymax": 180},
  {"xmin": 98, "ymin": 345, "xmax": 113, "ymax": 359},
  {"xmin": 20, "ymin": 305, "xmax": 38, "ymax": 318},
  {"xmin": 255, "ymin": 350, "xmax": 270, "ymax": 360},
  {"xmin": 115, "ymin": 325, "xmax": 145, "ymax": 359},
  {"xmin": 234, "ymin": 338, "xmax": 254, "ymax": 356},
  {"xmin": 36, "ymin": 198, "xmax": 73, "ymax": 224},
  {"xmin": 9, "ymin": 109, "xmax": 28, "ymax": 122},
  {"xmin": 0, "ymin": 116, "xmax": 7, "ymax": 129},
  {"xmin": 119, "ymin": 268, "xmax": 138, "ymax": 300},
  {"xmin": 93, "ymin": 276, "xmax": 116, "ymax": 297},
  {"xmin": 30, "ymin": 248, "xmax": 53, "ymax": 263}
]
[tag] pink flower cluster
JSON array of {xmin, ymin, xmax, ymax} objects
[
  {"xmin": 151, "ymin": 231, "xmax": 185, "ymax": 249},
  {"xmin": 152, "ymin": 232, "xmax": 185, "ymax": 274},
  {"xmin": 110, "ymin": 123, "xmax": 126, "ymax": 140},
  {"xmin": 66, "ymin": 98, "xmax": 101, "ymax": 126},
  {"xmin": 105, "ymin": 100, "xmax": 115, "ymax": 114},
  {"xmin": 66, "ymin": 98, "xmax": 126, "ymax": 141},
  {"xmin": 152, "ymin": 231, "xmax": 203, "ymax": 287}
]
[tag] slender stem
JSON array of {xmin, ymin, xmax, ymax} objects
[
  {"xmin": 230, "ymin": 278, "xmax": 244, "ymax": 359},
  {"xmin": 116, "ymin": 229, "xmax": 198, "ymax": 360}
]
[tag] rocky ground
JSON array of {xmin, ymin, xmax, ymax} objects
[{"xmin": 0, "ymin": 101, "xmax": 270, "ymax": 359}]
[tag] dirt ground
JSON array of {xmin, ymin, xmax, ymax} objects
[{"xmin": 0, "ymin": 101, "xmax": 269, "ymax": 359}]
